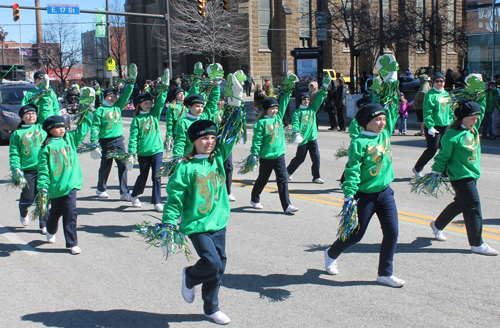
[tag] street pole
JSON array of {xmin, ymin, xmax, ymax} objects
[
  {"xmin": 19, "ymin": 19, "xmax": 23, "ymax": 64},
  {"xmin": 379, "ymin": 0, "xmax": 384, "ymax": 55},
  {"xmin": 165, "ymin": 0, "xmax": 172, "ymax": 74},
  {"xmin": 106, "ymin": 0, "xmax": 112, "ymax": 86},
  {"xmin": 0, "ymin": 27, "xmax": 6, "ymax": 65},
  {"xmin": 492, "ymin": 0, "xmax": 496, "ymax": 80}
]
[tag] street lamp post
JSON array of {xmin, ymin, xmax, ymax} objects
[{"xmin": 0, "ymin": 26, "xmax": 8, "ymax": 65}]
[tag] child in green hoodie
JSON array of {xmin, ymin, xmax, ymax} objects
[
  {"xmin": 9, "ymin": 76, "xmax": 52, "ymax": 231},
  {"xmin": 37, "ymin": 88, "xmax": 95, "ymax": 255},
  {"xmin": 428, "ymin": 101, "xmax": 498, "ymax": 256}
]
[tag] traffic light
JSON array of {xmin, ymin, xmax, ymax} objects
[
  {"xmin": 13, "ymin": 3, "xmax": 20, "ymax": 22},
  {"xmin": 222, "ymin": 0, "xmax": 230, "ymax": 12},
  {"xmin": 198, "ymin": 0, "xmax": 206, "ymax": 17}
]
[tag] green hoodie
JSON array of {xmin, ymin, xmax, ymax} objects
[
  {"xmin": 90, "ymin": 84, "xmax": 133, "ymax": 143},
  {"xmin": 342, "ymin": 91, "xmax": 399, "ymax": 198},
  {"xmin": 22, "ymin": 88, "xmax": 60, "ymax": 116},
  {"xmin": 423, "ymin": 88, "xmax": 453, "ymax": 129},
  {"xmin": 162, "ymin": 112, "xmax": 241, "ymax": 235},
  {"xmin": 292, "ymin": 89, "xmax": 327, "ymax": 145},
  {"xmin": 37, "ymin": 103, "xmax": 92, "ymax": 198},
  {"xmin": 128, "ymin": 87, "xmax": 168, "ymax": 156},
  {"xmin": 432, "ymin": 99, "xmax": 485, "ymax": 181},
  {"xmin": 250, "ymin": 92, "xmax": 291, "ymax": 159},
  {"xmin": 172, "ymin": 86, "xmax": 220, "ymax": 157},
  {"xmin": 9, "ymin": 93, "xmax": 52, "ymax": 171}
]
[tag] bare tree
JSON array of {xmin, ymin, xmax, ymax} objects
[
  {"xmin": 40, "ymin": 15, "xmax": 81, "ymax": 85},
  {"xmin": 157, "ymin": 0, "xmax": 248, "ymax": 64},
  {"xmin": 109, "ymin": 0, "xmax": 127, "ymax": 78}
]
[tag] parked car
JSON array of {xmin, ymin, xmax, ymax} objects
[
  {"xmin": 399, "ymin": 76, "xmax": 421, "ymax": 93},
  {"xmin": 0, "ymin": 83, "xmax": 70, "ymax": 143}
]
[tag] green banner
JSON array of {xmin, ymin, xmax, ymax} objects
[{"xmin": 95, "ymin": 8, "xmax": 106, "ymax": 38}]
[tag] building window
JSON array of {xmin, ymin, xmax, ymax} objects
[{"xmin": 258, "ymin": 0, "xmax": 271, "ymax": 50}]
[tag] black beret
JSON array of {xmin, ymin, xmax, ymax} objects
[
  {"xmin": 137, "ymin": 93, "xmax": 154, "ymax": 104},
  {"xmin": 172, "ymin": 87, "xmax": 184, "ymax": 96},
  {"xmin": 300, "ymin": 92, "xmax": 310, "ymax": 101},
  {"xmin": 33, "ymin": 71, "xmax": 45, "ymax": 80},
  {"xmin": 19, "ymin": 104, "xmax": 38, "ymax": 117},
  {"xmin": 42, "ymin": 115, "xmax": 65, "ymax": 132},
  {"xmin": 355, "ymin": 103, "xmax": 386, "ymax": 128},
  {"xmin": 433, "ymin": 73, "xmax": 445, "ymax": 81},
  {"xmin": 184, "ymin": 94, "xmax": 205, "ymax": 107},
  {"xmin": 455, "ymin": 102, "xmax": 482, "ymax": 121},
  {"xmin": 103, "ymin": 87, "xmax": 118, "ymax": 98},
  {"xmin": 262, "ymin": 97, "xmax": 279, "ymax": 110},
  {"xmin": 188, "ymin": 120, "xmax": 217, "ymax": 143}
]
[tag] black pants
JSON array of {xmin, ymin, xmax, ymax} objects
[
  {"xmin": 224, "ymin": 153, "xmax": 233, "ymax": 194},
  {"xmin": 328, "ymin": 186, "xmax": 399, "ymax": 276},
  {"xmin": 186, "ymin": 228, "xmax": 227, "ymax": 315},
  {"xmin": 251, "ymin": 155, "xmax": 291, "ymax": 211},
  {"xmin": 46, "ymin": 189, "xmax": 78, "ymax": 248},
  {"xmin": 328, "ymin": 105, "xmax": 345, "ymax": 130},
  {"xmin": 131, "ymin": 152, "xmax": 162, "ymax": 204},
  {"xmin": 97, "ymin": 136, "xmax": 129, "ymax": 195},
  {"xmin": 434, "ymin": 178, "xmax": 483, "ymax": 247},
  {"xmin": 287, "ymin": 140, "xmax": 321, "ymax": 180},
  {"xmin": 414, "ymin": 125, "xmax": 449, "ymax": 172},
  {"xmin": 246, "ymin": 85, "xmax": 252, "ymax": 97},
  {"xmin": 19, "ymin": 170, "xmax": 46, "ymax": 228}
]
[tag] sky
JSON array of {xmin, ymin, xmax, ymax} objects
[{"xmin": 0, "ymin": 0, "xmax": 121, "ymax": 44}]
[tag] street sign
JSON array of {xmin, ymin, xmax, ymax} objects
[
  {"xmin": 47, "ymin": 4, "xmax": 80, "ymax": 15},
  {"xmin": 106, "ymin": 57, "xmax": 116, "ymax": 71}
]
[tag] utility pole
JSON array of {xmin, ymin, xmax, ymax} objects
[
  {"xmin": 379, "ymin": 0, "xmax": 384, "ymax": 55},
  {"xmin": 165, "ymin": 0, "xmax": 172, "ymax": 74},
  {"xmin": 0, "ymin": 27, "xmax": 7, "ymax": 65},
  {"xmin": 106, "ymin": 0, "xmax": 112, "ymax": 86}
]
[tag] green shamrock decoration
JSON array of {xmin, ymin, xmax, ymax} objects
[
  {"xmin": 466, "ymin": 75, "xmax": 485, "ymax": 94},
  {"xmin": 80, "ymin": 87, "xmax": 96, "ymax": 107},
  {"xmin": 162, "ymin": 69, "xmax": 170, "ymax": 85},
  {"xmin": 37, "ymin": 74, "xmax": 49, "ymax": 91},
  {"xmin": 208, "ymin": 63, "xmax": 224, "ymax": 80},
  {"xmin": 283, "ymin": 73, "xmax": 298, "ymax": 90},
  {"xmin": 128, "ymin": 63, "xmax": 138, "ymax": 79},
  {"xmin": 234, "ymin": 70, "xmax": 247, "ymax": 84},
  {"xmin": 371, "ymin": 77, "xmax": 382, "ymax": 92},
  {"xmin": 194, "ymin": 62, "xmax": 204, "ymax": 77},
  {"xmin": 223, "ymin": 74, "xmax": 234, "ymax": 99},
  {"xmin": 377, "ymin": 55, "xmax": 399, "ymax": 77},
  {"xmin": 322, "ymin": 74, "xmax": 332, "ymax": 88}
]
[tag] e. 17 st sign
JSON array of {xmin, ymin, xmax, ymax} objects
[{"xmin": 47, "ymin": 4, "xmax": 80, "ymax": 14}]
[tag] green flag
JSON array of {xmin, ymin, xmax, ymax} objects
[{"xmin": 95, "ymin": 8, "xmax": 106, "ymax": 38}]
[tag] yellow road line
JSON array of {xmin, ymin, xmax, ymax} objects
[{"xmin": 233, "ymin": 179, "xmax": 500, "ymax": 239}]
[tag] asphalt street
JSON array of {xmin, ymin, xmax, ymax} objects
[{"xmin": 1, "ymin": 98, "xmax": 500, "ymax": 327}]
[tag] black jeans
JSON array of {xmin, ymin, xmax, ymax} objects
[
  {"xmin": 131, "ymin": 152, "xmax": 163, "ymax": 204},
  {"xmin": 251, "ymin": 155, "xmax": 291, "ymax": 211},
  {"xmin": 434, "ymin": 178, "xmax": 483, "ymax": 247},
  {"xmin": 186, "ymin": 228, "xmax": 227, "ymax": 315},
  {"xmin": 46, "ymin": 189, "xmax": 78, "ymax": 248},
  {"xmin": 287, "ymin": 140, "xmax": 321, "ymax": 180},
  {"xmin": 97, "ymin": 136, "xmax": 129, "ymax": 195},
  {"xmin": 19, "ymin": 170, "xmax": 47, "ymax": 228},
  {"xmin": 328, "ymin": 186, "xmax": 399, "ymax": 276},
  {"xmin": 414, "ymin": 125, "xmax": 449, "ymax": 172}
]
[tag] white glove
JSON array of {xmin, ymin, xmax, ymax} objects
[
  {"xmin": 227, "ymin": 73, "xmax": 243, "ymax": 107},
  {"xmin": 293, "ymin": 134, "xmax": 303, "ymax": 144},
  {"xmin": 428, "ymin": 128, "xmax": 439, "ymax": 137},
  {"xmin": 126, "ymin": 155, "xmax": 135, "ymax": 171},
  {"xmin": 162, "ymin": 69, "xmax": 170, "ymax": 86},
  {"xmin": 128, "ymin": 63, "xmax": 138, "ymax": 80},
  {"xmin": 91, "ymin": 148, "xmax": 102, "ymax": 159}
]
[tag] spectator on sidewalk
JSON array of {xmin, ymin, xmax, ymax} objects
[{"xmin": 412, "ymin": 74, "xmax": 432, "ymax": 136}]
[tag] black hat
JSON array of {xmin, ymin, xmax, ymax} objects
[
  {"xmin": 300, "ymin": 92, "xmax": 310, "ymax": 101},
  {"xmin": 355, "ymin": 103, "xmax": 386, "ymax": 128},
  {"xmin": 33, "ymin": 71, "xmax": 45, "ymax": 80},
  {"xmin": 433, "ymin": 73, "xmax": 445, "ymax": 81},
  {"xmin": 172, "ymin": 87, "xmax": 184, "ymax": 96},
  {"xmin": 137, "ymin": 93, "xmax": 154, "ymax": 104},
  {"xmin": 184, "ymin": 94, "xmax": 205, "ymax": 107},
  {"xmin": 455, "ymin": 102, "xmax": 482, "ymax": 120},
  {"xmin": 103, "ymin": 87, "xmax": 118, "ymax": 98},
  {"xmin": 188, "ymin": 119, "xmax": 217, "ymax": 143},
  {"xmin": 42, "ymin": 115, "xmax": 65, "ymax": 132},
  {"xmin": 262, "ymin": 97, "xmax": 279, "ymax": 110},
  {"xmin": 19, "ymin": 104, "xmax": 38, "ymax": 118}
]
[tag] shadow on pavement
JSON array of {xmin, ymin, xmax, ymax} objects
[
  {"xmin": 230, "ymin": 206, "xmax": 292, "ymax": 216},
  {"xmin": 222, "ymin": 269, "xmax": 378, "ymax": 302},
  {"xmin": 0, "ymin": 241, "xmax": 71, "ymax": 257},
  {"xmin": 78, "ymin": 224, "xmax": 136, "ymax": 238},
  {"xmin": 22, "ymin": 309, "xmax": 206, "ymax": 328}
]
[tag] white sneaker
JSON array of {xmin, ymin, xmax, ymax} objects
[
  {"xmin": 120, "ymin": 193, "xmax": 132, "ymax": 201},
  {"xmin": 70, "ymin": 246, "xmax": 81, "ymax": 255},
  {"xmin": 20, "ymin": 216, "xmax": 29, "ymax": 226},
  {"xmin": 250, "ymin": 201, "xmax": 263, "ymax": 209},
  {"xmin": 131, "ymin": 196, "xmax": 142, "ymax": 208},
  {"xmin": 313, "ymin": 178, "xmax": 325, "ymax": 184},
  {"xmin": 41, "ymin": 227, "xmax": 47, "ymax": 235},
  {"xmin": 154, "ymin": 203, "xmax": 164, "ymax": 212},
  {"xmin": 228, "ymin": 193, "xmax": 236, "ymax": 202},
  {"xmin": 471, "ymin": 243, "xmax": 499, "ymax": 256},
  {"xmin": 377, "ymin": 275, "xmax": 406, "ymax": 288},
  {"xmin": 286, "ymin": 173, "xmax": 293, "ymax": 181},
  {"xmin": 204, "ymin": 311, "xmax": 231, "ymax": 325},
  {"xmin": 96, "ymin": 190, "xmax": 109, "ymax": 198},
  {"xmin": 324, "ymin": 247, "xmax": 338, "ymax": 275},
  {"xmin": 430, "ymin": 221, "xmax": 447, "ymax": 241},
  {"xmin": 46, "ymin": 232, "xmax": 56, "ymax": 244},
  {"xmin": 412, "ymin": 167, "xmax": 423, "ymax": 178},
  {"xmin": 182, "ymin": 267, "xmax": 196, "ymax": 303},
  {"xmin": 285, "ymin": 204, "xmax": 299, "ymax": 213}
]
